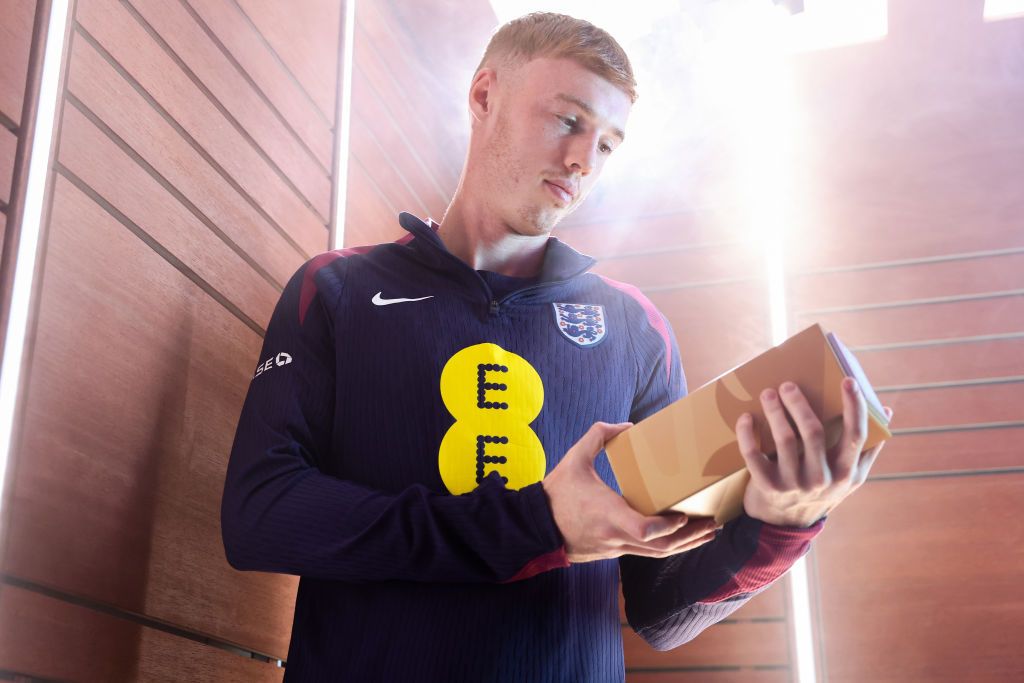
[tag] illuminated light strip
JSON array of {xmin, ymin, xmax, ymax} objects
[
  {"xmin": 0, "ymin": 0, "xmax": 71, "ymax": 538},
  {"xmin": 331, "ymin": 0, "xmax": 357, "ymax": 250}
]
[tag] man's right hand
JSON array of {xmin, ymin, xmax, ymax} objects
[{"xmin": 541, "ymin": 421, "xmax": 720, "ymax": 564}]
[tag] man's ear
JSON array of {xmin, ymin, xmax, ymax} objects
[{"xmin": 468, "ymin": 67, "xmax": 496, "ymax": 125}]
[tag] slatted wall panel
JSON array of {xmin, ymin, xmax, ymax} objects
[
  {"xmin": 0, "ymin": 0, "xmax": 39, "ymax": 246},
  {"xmin": 342, "ymin": 0, "xmax": 495, "ymax": 247},
  {"xmin": 0, "ymin": 0, "xmax": 344, "ymax": 678},
  {"xmin": 786, "ymin": 3, "xmax": 1024, "ymax": 680}
]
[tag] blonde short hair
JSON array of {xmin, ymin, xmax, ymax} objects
[{"xmin": 476, "ymin": 12, "xmax": 637, "ymax": 103}]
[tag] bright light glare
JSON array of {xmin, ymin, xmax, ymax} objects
[
  {"xmin": 332, "ymin": 0, "xmax": 357, "ymax": 250},
  {"xmin": 488, "ymin": 0, "xmax": 679, "ymax": 46},
  {"xmin": 789, "ymin": 556, "xmax": 817, "ymax": 683},
  {"xmin": 0, "ymin": 1, "xmax": 71, "ymax": 544},
  {"xmin": 784, "ymin": 0, "xmax": 888, "ymax": 53},
  {"xmin": 984, "ymin": 0, "xmax": 1024, "ymax": 21}
]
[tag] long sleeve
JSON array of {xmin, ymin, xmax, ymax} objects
[
  {"xmin": 220, "ymin": 254, "xmax": 568, "ymax": 584},
  {"xmin": 616, "ymin": 296, "xmax": 823, "ymax": 650}
]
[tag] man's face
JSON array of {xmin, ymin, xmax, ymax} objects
[{"xmin": 475, "ymin": 56, "xmax": 632, "ymax": 236}]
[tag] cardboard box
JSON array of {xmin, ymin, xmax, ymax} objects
[{"xmin": 605, "ymin": 323, "xmax": 892, "ymax": 523}]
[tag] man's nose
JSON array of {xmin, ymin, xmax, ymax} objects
[{"xmin": 564, "ymin": 134, "xmax": 600, "ymax": 176}]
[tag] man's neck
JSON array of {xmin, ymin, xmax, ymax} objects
[{"xmin": 436, "ymin": 196, "xmax": 549, "ymax": 278}]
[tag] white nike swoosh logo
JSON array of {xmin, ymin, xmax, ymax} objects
[{"xmin": 372, "ymin": 291, "xmax": 434, "ymax": 306}]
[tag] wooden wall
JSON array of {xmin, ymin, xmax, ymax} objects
[
  {"xmin": 0, "ymin": 0, "xmax": 344, "ymax": 679},
  {"xmin": 0, "ymin": 0, "xmax": 39, "ymax": 248}
]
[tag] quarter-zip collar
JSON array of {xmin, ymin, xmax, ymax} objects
[{"xmin": 397, "ymin": 212, "xmax": 597, "ymax": 284}]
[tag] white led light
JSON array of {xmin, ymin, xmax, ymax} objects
[
  {"xmin": 331, "ymin": 0, "xmax": 357, "ymax": 250},
  {"xmin": 0, "ymin": 0, "xmax": 71, "ymax": 542}
]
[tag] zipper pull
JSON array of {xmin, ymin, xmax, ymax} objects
[{"xmin": 490, "ymin": 299, "xmax": 499, "ymax": 316}]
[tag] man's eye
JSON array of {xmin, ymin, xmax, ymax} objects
[
  {"xmin": 558, "ymin": 115, "xmax": 577, "ymax": 129},
  {"xmin": 599, "ymin": 142, "xmax": 614, "ymax": 154}
]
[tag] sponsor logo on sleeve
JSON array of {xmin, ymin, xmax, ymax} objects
[{"xmin": 253, "ymin": 352, "xmax": 292, "ymax": 379}]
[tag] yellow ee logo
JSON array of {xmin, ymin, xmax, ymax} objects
[{"xmin": 438, "ymin": 343, "xmax": 545, "ymax": 494}]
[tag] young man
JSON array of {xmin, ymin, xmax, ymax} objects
[{"xmin": 221, "ymin": 12, "xmax": 889, "ymax": 682}]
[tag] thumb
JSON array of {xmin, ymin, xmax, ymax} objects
[{"xmin": 570, "ymin": 421, "xmax": 632, "ymax": 465}]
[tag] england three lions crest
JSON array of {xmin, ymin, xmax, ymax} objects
[{"xmin": 553, "ymin": 303, "xmax": 607, "ymax": 347}]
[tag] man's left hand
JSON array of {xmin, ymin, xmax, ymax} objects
[{"xmin": 735, "ymin": 377, "xmax": 893, "ymax": 528}]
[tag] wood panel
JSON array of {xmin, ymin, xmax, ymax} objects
[
  {"xmin": 344, "ymin": 161, "xmax": 403, "ymax": 248},
  {"xmin": 0, "ymin": 0, "xmax": 36, "ymax": 123},
  {"xmin": 76, "ymin": 0, "xmax": 328, "ymax": 253},
  {"xmin": 354, "ymin": 0, "xmax": 463, "ymax": 188},
  {"xmin": 815, "ymin": 474, "xmax": 1024, "ymax": 681},
  {"xmin": 67, "ymin": 34, "xmax": 306, "ymax": 284},
  {"xmin": 649, "ymin": 282, "xmax": 773, "ymax": 389},
  {"xmin": 234, "ymin": 0, "xmax": 341, "ymax": 121},
  {"xmin": 349, "ymin": 66, "xmax": 444, "ymax": 218},
  {"xmin": 623, "ymin": 620, "xmax": 789, "ymax": 669},
  {"xmin": 58, "ymin": 102, "xmax": 279, "ymax": 329},
  {"xmin": 0, "ymin": 124, "xmax": 15, "ymax": 205},
  {"xmin": 2, "ymin": 177, "xmax": 297, "ymax": 658},
  {"xmin": 559, "ymin": 211, "xmax": 748, "ymax": 260},
  {"xmin": 871, "ymin": 427, "xmax": 1024, "ymax": 476},
  {"xmin": 127, "ymin": 0, "xmax": 332, "ymax": 213},
  {"xmin": 592, "ymin": 242, "xmax": 761, "ymax": 290},
  {"xmin": 348, "ymin": 104, "xmax": 431, "ymax": 219},
  {"xmin": 877, "ymin": 382, "xmax": 1024, "ymax": 431},
  {"xmin": 349, "ymin": 38, "xmax": 457, "ymax": 213},
  {"xmin": 183, "ymin": 0, "xmax": 333, "ymax": 170},
  {"xmin": 789, "ymin": 252, "xmax": 1024, "ymax": 312},
  {"xmin": 627, "ymin": 670, "xmax": 789, "ymax": 683},
  {"xmin": 796, "ymin": 296, "xmax": 1024, "ymax": 347},
  {"xmin": 854, "ymin": 337, "xmax": 1024, "ymax": 387},
  {"xmin": 0, "ymin": 583, "xmax": 283, "ymax": 682}
]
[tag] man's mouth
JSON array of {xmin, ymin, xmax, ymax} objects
[{"xmin": 544, "ymin": 179, "xmax": 575, "ymax": 205}]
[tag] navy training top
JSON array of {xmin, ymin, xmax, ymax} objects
[{"xmin": 221, "ymin": 212, "xmax": 823, "ymax": 682}]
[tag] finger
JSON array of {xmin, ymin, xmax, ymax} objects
[
  {"xmin": 619, "ymin": 528, "xmax": 719, "ymax": 558},
  {"xmin": 607, "ymin": 497, "xmax": 689, "ymax": 543},
  {"xmin": 777, "ymin": 382, "xmax": 828, "ymax": 488},
  {"xmin": 760, "ymin": 387, "xmax": 800, "ymax": 487},
  {"xmin": 735, "ymin": 412, "xmax": 773, "ymax": 484},
  {"xmin": 834, "ymin": 378, "xmax": 869, "ymax": 479},
  {"xmin": 570, "ymin": 421, "xmax": 633, "ymax": 467}
]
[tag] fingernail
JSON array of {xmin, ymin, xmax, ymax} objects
[
  {"xmin": 781, "ymin": 382, "xmax": 796, "ymax": 393},
  {"xmin": 846, "ymin": 378, "xmax": 859, "ymax": 394},
  {"xmin": 762, "ymin": 388, "xmax": 777, "ymax": 401}
]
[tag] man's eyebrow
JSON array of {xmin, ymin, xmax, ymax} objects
[{"xmin": 554, "ymin": 93, "xmax": 625, "ymax": 142}]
